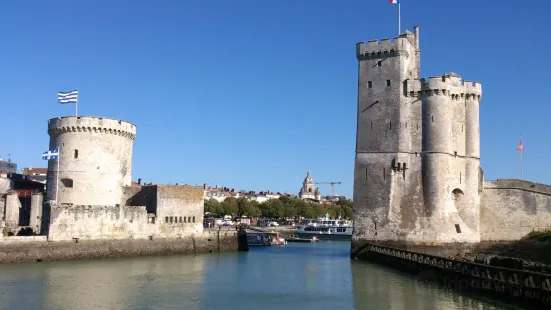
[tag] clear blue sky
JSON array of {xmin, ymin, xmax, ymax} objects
[{"xmin": 1, "ymin": 0, "xmax": 550, "ymax": 198}]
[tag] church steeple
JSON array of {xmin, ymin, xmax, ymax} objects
[{"xmin": 299, "ymin": 169, "xmax": 319, "ymax": 200}]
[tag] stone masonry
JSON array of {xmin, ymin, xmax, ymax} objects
[
  {"xmin": 43, "ymin": 116, "xmax": 206, "ymax": 242},
  {"xmin": 352, "ymin": 26, "xmax": 551, "ymax": 253}
]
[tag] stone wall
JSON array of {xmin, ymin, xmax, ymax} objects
[
  {"xmin": 0, "ymin": 230, "xmax": 238, "ymax": 264},
  {"xmin": 48, "ymin": 204, "xmax": 153, "ymax": 241},
  {"xmin": 30, "ymin": 192, "xmax": 43, "ymax": 233},
  {"xmin": 4, "ymin": 192, "xmax": 20, "ymax": 228},
  {"xmin": 154, "ymin": 185, "xmax": 204, "ymax": 237},
  {"xmin": 0, "ymin": 236, "xmax": 48, "ymax": 244},
  {"xmin": 481, "ymin": 179, "xmax": 551, "ymax": 241}
]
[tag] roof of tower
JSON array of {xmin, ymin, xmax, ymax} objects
[{"xmin": 445, "ymin": 72, "xmax": 461, "ymax": 78}]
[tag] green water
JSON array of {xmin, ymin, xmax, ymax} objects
[{"xmin": 0, "ymin": 241, "xmax": 524, "ymax": 309}]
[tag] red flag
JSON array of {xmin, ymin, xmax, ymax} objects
[{"xmin": 516, "ymin": 138, "xmax": 523, "ymax": 151}]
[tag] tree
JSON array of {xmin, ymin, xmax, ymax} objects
[
  {"xmin": 337, "ymin": 198, "xmax": 353, "ymax": 209},
  {"xmin": 204, "ymin": 199, "xmax": 221, "ymax": 215},
  {"xmin": 221, "ymin": 197, "xmax": 237, "ymax": 217},
  {"xmin": 246, "ymin": 200, "xmax": 262, "ymax": 217},
  {"xmin": 236, "ymin": 197, "xmax": 250, "ymax": 217}
]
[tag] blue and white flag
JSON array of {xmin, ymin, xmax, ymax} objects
[
  {"xmin": 42, "ymin": 148, "xmax": 59, "ymax": 160},
  {"xmin": 58, "ymin": 89, "xmax": 78, "ymax": 104}
]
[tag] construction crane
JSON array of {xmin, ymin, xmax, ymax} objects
[{"xmin": 315, "ymin": 181, "xmax": 342, "ymax": 198}]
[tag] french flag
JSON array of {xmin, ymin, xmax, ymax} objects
[{"xmin": 389, "ymin": 0, "xmax": 399, "ymax": 3}]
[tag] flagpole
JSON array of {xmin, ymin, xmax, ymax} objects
[
  {"xmin": 520, "ymin": 135, "xmax": 523, "ymax": 180},
  {"xmin": 56, "ymin": 147, "xmax": 61, "ymax": 203},
  {"xmin": 76, "ymin": 88, "xmax": 78, "ymax": 117},
  {"xmin": 398, "ymin": 1, "xmax": 401, "ymax": 35}
]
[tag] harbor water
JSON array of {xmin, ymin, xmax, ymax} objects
[{"xmin": 0, "ymin": 241, "xmax": 523, "ymax": 309}]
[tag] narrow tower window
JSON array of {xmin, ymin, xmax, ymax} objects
[
  {"xmin": 383, "ymin": 168, "xmax": 386, "ymax": 180},
  {"xmin": 61, "ymin": 178, "xmax": 73, "ymax": 188},
  {"xmin": 460, "ymin": 172, "xmax": 462, "ymax": 184},
  {"xmin": 377, "ymin": 61, "xmax": 382, "ymax": 67},
  {"xmin": 389, "ymin": 122, "xmax": 392, "ymax": 130},
  {"xmin": 431, "ymin": 115, "xmax": 434, "ymax": 123},
  {"xmin": 368, "ymin": 81, "xmax": 372, "ymax": 88},
  {"xmin": 74, "ymin": 149, "xmax": 78, "ymax": 159},
  {"xmin": 370, "ymin": 122, "xmax": 373, "ymax": 130},
  {"xmin": 365, "ymin": 168, "xmax": 368, "ymax": 180},
  {"xmin": 386, "ymin": 80, "xmax": 391, "ymax": 87}
]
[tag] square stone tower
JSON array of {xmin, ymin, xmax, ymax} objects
[{"xmin": 352, "ymin": 27, "xmax": 482, "ymax": 254}]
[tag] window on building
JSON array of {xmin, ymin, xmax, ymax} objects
[
  {"xmin": 188, "ymin": 217, "xmax": 191, "ymax": 223},
  {"xmin": 377, "ymin": 61, "xmax": 382, "ymax": 67},
  {"xmin": 170, "ymin": 217, "xmax": 173, "ymax": 223},
  {"xmin": 368, "ymin": 81, "xmax": 372, "ymax": 88},
  {"xmin": 193, "ymin": 216, "xmax": 196, "ymax": 223},
  {"xmin": 165, "ymin": 217, "xmax": 169, "ymax": 223},
  {"xmin": 386, "ymin": 80, "xmax": 391, "ymax": 87},
  {"xmin": 179, "ymin": 217, "xmax": 182, "ymax": 223},
  {"xmin": 61, "ymin": 178, "xmax": 73, "ymax": 188},
  {"xmin": 74, "ymin": 149, "xmax": 78, "ymax": 159}
]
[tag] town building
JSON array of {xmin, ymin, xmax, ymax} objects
[
  {"xmin": 0, "ymin": 158, "xmax": 16, "ymax": 174},
  {"xmin": 298, "ymin": 170, "xmax": 321, "ymax": 201},
  {"xmin": 22, "ymin": 167, "xmax": 48, "ymax": 184}
]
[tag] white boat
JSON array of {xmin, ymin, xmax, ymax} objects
[{"xmin": 295, "ymin": 214, "xmax": 353, "ymax": 241}]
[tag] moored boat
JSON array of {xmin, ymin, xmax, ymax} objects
[{"xmin": 295, "ymin": 215, "xmax": 353, "ymax": 241}]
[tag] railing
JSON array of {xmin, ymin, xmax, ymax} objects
[{"xmin": 361, "ymin": 243, "xmax": 551, "ymax": 307}]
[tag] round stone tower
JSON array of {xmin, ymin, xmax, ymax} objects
[{"xmin": 45, "ymin": 116, "xmax": 136, "ymax": 206}]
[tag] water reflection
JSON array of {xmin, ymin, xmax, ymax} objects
[
  {"xmin": 351, "ymin": 260, "xmax": 522, "ymax": 310},
  {"xmin": 0, "ymin": 242, "xmax": 527, "ymax": 310}
]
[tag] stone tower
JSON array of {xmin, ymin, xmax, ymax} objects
[
  {"xmin": 45, "ymin": 116, "xmax": 136, "ymax": 206},
  {"xmin": 352, "ymin": 27, "xmax": 482, "ymax": 252}
]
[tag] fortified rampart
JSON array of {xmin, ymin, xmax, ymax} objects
[
  {"xmin": 0, "ymin": 114, "xmax": 243, "ymax": 263},
  {"xmin": 0, "ymin": 229, "xmax": 238, "ymax": 264},
  {"xmin": 481, "ymin": 179, "xmax": 551, "ymax": 241},
  {"xmin": 352, "ymin": 26, "xmax": 551, "ymax": 255}
]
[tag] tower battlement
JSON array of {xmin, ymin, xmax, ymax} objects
[
  {"xmin": 356, "ymin": 28, "xmax": 419, "ymax": 60},
  {"xmin": 405, "ymin": 74, "xmax": 482, "ymax": 100},
  {"xmin": 48, "ymin": 116, "xmax": 136, "ymax": 140}
]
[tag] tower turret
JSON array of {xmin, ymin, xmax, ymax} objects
[
  {"xmin": 352, "ymin": 26, "xmax": 483, "ymax": 254},
  {"xmin": 46, "ymin": 116, "xmax": 136, "ymax": 206}
]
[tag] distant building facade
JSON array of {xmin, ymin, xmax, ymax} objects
[
  {"xmin": 22, "ymin": 167, "xmax": 47, "ymax": 184},
  {"xmin": 0, "ymin": 159, "xmax": 16, "ymax": 174},
  {"xmin": 298, "ymin": 170, "xmax": 321, "ymax": 201}
]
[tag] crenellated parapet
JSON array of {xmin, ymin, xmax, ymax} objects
[
  {"xmin": 356, "ymin": 34, "xmax": 416, "ymax": 60},
  {"xmin": 405, "ymin": 73, "xmax": 482, "ymax": 102},
  {"xmin": 48, "ymin": 116, "xmax": 136, "ymax": 140},
  {"xmin": 53, "ymin": 204, "xmax": 147, "ymax": 212}
]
